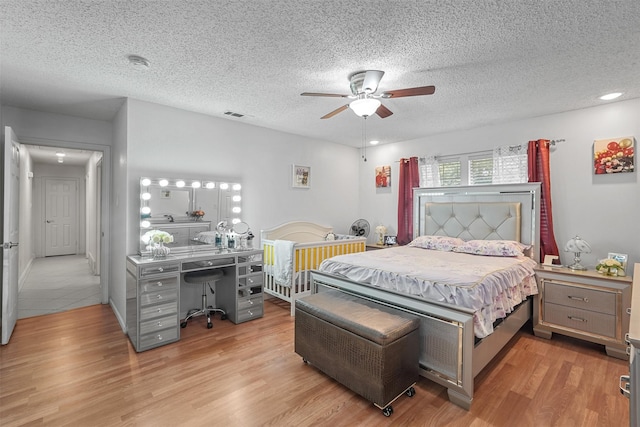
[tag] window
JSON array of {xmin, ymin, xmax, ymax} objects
[
  {"xmin": 469, "ymin": 155, "xmax": 493, "ymax": 185},
  {"xmin": 419, "ymin": 145, "xmax": 528, "ymax": 187}
]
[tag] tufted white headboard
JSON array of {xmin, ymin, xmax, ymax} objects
[
  {"xmin": 424, "ymin": 202, "xmax": 521, "ymax": 242},
  {"xmin": 413, "ymin": 183, "xmax": 541, "ymax": 261}
]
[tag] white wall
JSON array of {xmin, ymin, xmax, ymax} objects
[
  {"xmin": 359, "ymin": 98, "xmax": 640, "ymax": 269},
  {"xmin": 18, "ymin": 147, "xmax": 34, "ymax": 287}
]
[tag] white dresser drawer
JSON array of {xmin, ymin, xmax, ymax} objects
[
  {"xmin": 140, "ymin": 327, "xmax": 179, "ymax": 350},
  {"xmin": 140, "ymin": 315, "xmax": 178, "ymax": 335},
  {"xmin": 237, "ymin": 305, "xmax": 263, "ymax": 323},
  {"xmin": 140, "ymin": 288, "xmax": 178, "ymax": 307},
  {"xmin": 545, "ymin": 281, "xmax": 616, "ymax": 315},
  {"xmin": 141, "ymin": 276, "xmax": 178, "ymax": 294},
  {"xmin": 544, "ymin": 302, "xmax": 616, "ymax": 338},
  {"xmin": 140, "ymin": 301, "xmax": 178, "ymax": 321}
]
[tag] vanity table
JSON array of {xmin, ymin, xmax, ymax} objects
[{"xmin": 126, "ymin": 248, "xmax": 263, "ymax": 352}]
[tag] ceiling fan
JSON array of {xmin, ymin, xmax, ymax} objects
[{"xmin": 301, "ymin": 70, "xmax": 435, "ymax": 119}]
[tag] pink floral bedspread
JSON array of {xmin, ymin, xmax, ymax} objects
[{"xmin": 318, "ymin": 246, "xmax": 538, "ymax": 338}]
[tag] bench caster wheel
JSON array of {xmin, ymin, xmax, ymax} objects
[
  {"xmin": 382, "ymin": 406, "xmax": 393, "ymax": 417},
  {"xmin": 180, "ymin": 321, "xmax": 187, "ymax": 328},
  {"xmin": 221, "ymin": 314, "xmax": 228, "ymax": 321},
  {"xmin": 406, "ymin": 386, "xmax": 416, "ymax": 397},
  {"xmin": 207, "ymin": 322, "xmax": 213, "ymax": 329},
  {"xmin": 302, "ymin": 358, "xmax": 309, "ymax": 364}
]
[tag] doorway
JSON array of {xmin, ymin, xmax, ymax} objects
[{"xmin": 18, "ymin": 143, "xmax": 105, "ymax": 319}]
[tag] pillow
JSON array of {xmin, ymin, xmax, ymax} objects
[
  {"xmin": 325, "ymin": 233, "xmax": 336, "ymax": 241},
  {"xmin": 453, "ymin": 240, "xmax": 529, "ymax": 257},
  {"xmin": 408, "ymin": 235, "xmax": 465, "ymax": 251}
]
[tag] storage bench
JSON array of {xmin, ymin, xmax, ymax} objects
[{"xmin": 294, "ymin": 289, "xmax": 420, "ymax": 416}]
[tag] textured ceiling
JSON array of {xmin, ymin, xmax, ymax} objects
[{"xmin": 1, "ymin": 1, "xmax": 639, "ymax": 148}]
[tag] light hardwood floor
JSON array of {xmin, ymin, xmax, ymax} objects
[{"xmin": 0, "ymin": 299, "xmax": 629, "ymax": 426}]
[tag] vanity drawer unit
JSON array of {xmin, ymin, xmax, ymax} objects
[
  {"xmin": 126, "ymin": 258, "xmax": 181, "ymax": 352},
  {"xmin": 533, "ymin": 266, "xmax": 632, "ymax": 360},
  {"xmin": 218, "ymin": 252, "xmax": 264, "ymax": 324}
]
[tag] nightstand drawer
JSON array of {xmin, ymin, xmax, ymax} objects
[
  {"xmin": 544, "ymin": 302, "xmax": 616, "ymax": 338},
  {"xmin": 544, "ymin": 281, "xmax": 616, "ymax": 315},
  {"xmin": 140, "ymin": 314, "xmax": 178, "ymax": 335},
  {"xmin": 140, "ymin": 327, "xmax": 179, "ymax": 349}
]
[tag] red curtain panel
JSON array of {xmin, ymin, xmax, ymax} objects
[
  {"xmin": 397, "ymin": 157, "xmax": 419, "ymax": 245},
  {"xmin": 528, "ymin": 140, "xmax": 560, "ymax": 260}
]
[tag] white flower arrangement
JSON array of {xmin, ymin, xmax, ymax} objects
[
  {"xmin": 375, "ymin": 225, "xmax": 387, "ymax": 235},
  {"xmin": 595, "ymin": 258, "xmax": 625, "ymax": 276},
  {"xmin": 141, "ymin": 230, "xmax": 174, "ymax": 245},
  {"xmin": 375, "ymin": 225, "xmax": 387, "ymax": 245}
]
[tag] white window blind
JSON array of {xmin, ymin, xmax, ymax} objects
[
  {"xmin": 492, "ymin": 145, "xmax": 528, "ymax": 184},
  {"xmin": 469, "ymin": 154, "xmax": 493, "ymax": 185},
  {"xmin": 439, "ymin": 158, "xmax": 461, "ymax": 187}
]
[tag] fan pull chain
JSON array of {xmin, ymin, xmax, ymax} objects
[{"xmin": 362, "ymin": 117, "xmax": 367, "ymax": 162}]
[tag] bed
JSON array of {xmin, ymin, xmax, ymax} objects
[
  {"xmin": 310, "ymin": 183, "xmax": 541, "ymax": 410},
  {"xmin": 261, "ymin": 221, "xmax": 366, "ymax": 315}
]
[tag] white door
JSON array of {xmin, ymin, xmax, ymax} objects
[
  {"xmin": 45, "ymin": 179, "xmax": 77, "ymax": 257},
  {"xmin": 2, "ymin": 126, "xmax": 20, "ymax": 345}
]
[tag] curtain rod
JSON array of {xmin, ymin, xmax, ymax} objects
[{"xmin": 407, "ymin": 139, "xmax": 566, "ymax": 162}]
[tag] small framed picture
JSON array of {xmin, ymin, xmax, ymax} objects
[
  {"xmin": 607, "ymin": 252, "xmax": 628, "ymax": 270},
  {"xmin": 292, "ymin": 164, "xmax": 311, "ymax": 189},
  {"xmin": 384, "ymin": 235, "xmax": 397, "ymax": 246}
]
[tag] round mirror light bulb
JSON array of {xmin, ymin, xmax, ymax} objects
[
  {"xmin": 141, "ymin": 178, "xmax": 151, "ymax": 186},
  {"xmin": 141, "ymin": 192, "xmax": 151, "ymax": 200},
  {"xmin": 141, "ymin": 220, "xmax": 151, "ymax": 228},
  {"xmin": 232, "ymin": 195, "xmax": 241, "ymax": 202},
  {"xmin": 205, "ymin": 182, "xmax": 215, "ymax": 189},
  {"xmin": 141, "ymin": 206, "xmax": 151, "ymax": 214},
  {"xmin": 176, "ymin": 180, "xmax": 185, "ymax": 188},
  {"xmin": 159, "ymin": 179, "xmax": 169, "ymax": 187},
  {"xmin": 220, "ymin": 183, "xmax": 229, "ymax": 190},
  {"xmin": 232, "ymin": 183, "xmax": 242, "ymax": 191},
  {"xmin": 191, "ymin": 181, "xmax": 201, "ymax": 188},
  {"xmin": 232, "ymin": 218, "xmax": 241, "ymax": 224},
  {"xmin": 232, "ymin": 207, "xmax": 242, "ymax": 213}
]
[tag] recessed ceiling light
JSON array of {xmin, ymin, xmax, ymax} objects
[
  {"xmin": 55, "ymin": 151, "xmax": 66, "ymax": 157},
  {"xmin": 599, "ymin": 92, "xmax": 622, "ymax": 101},
  {"xmin": 369, "ymin": 140, "xmax": 380, "ymax": 145},
  {"xmin": 57, "ymin": 158, "xmax": 64, "ymax": 163},
  {"xmin": 127, "ymin": 54, "xmax": 150, "ymax": 69}
]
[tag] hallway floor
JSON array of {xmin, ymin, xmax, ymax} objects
[{"xmin": 18, "ymin": 254, "xmax": 102, "ymax": 319}]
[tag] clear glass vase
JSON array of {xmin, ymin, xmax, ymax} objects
[{"xmin": 152, "ymin": 242, "xmax": 170, "ymax": 259}]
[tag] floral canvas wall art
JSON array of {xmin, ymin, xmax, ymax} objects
[
  {"xmin": 375, "ymin": 165, "xmax": 391, "ymax": 187},
  {"xmin": 594, "ymin": 136, "xmax": 634, "ymax": 174}
]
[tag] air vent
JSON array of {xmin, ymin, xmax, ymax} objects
[{"xmin": 224, "ymin": 111, "xmax": 245, "ymax": 118}]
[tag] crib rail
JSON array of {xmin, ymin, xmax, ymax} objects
[{"xmin": 262, "ymin": 238, "xmax": 366, "ymax": 315}]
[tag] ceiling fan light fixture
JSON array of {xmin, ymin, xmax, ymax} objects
[{"xmin": 349, "ymin": 98, "xmax": 381, "ymax": 117}]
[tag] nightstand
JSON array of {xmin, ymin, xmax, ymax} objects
[{"xmin": 533, "ymin": 266, "xmax": 632, "ymax": 359}]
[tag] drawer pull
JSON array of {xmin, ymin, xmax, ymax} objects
[
  {"xmin": 157, "ymin": 322, "xmax": 163, "ymax": 327},
  {"xmin": 157, "ymin": 281, "xmax": 163, "ymax": 287},
  {"xmin": 620, "ymin": 375, "xmax": 631, "ymax": 398},
  {"xmin": 248, "ymin": 278, "xmax": 254, "ymax": 284},
  {"xmin": 157, "ymin": 308, "xmax": 162, "ymax": 313},
  {"xmin": 157, "ymin": 295, "xmax": 163, "ymax": 300},
  {"xmin": 626, "ymin": 333, "xmax": 630, "ymax": 345},
  {"xmin": 157, "ymin": 334, "xmax": 164, "ymax": 341},
  {"xmin": 628, "ymin": 308, "xmax": 632, "ymax": 315},
  {"xmin": 568, "ymin": 295, "xmax": 589, "ymax": 303},
  {"xmin": 567, "ymin": 316, "xmax": 587, "ymax": 322},
  {"xmin": 158, "ymin": 267, "xmax": 164, "ymax": 273}
]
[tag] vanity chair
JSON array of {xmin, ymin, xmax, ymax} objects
[{"xmin": 181, "ymin": 270, "xmax": 227, "ymax": 329}]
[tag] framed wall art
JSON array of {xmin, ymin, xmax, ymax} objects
[
  {"xmin": 375, "ymin": 165, "xmax": 391, "ymax": 188},
  {"xmin": 594, "ymin": 136, "xmax": 635, "ymax": 174},
  {"xmin": 292, "ymin": 164, "xmax": 311, "ymax": 188}
]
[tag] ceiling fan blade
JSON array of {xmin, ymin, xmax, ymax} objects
[
  {"xmin": 382, "ymin": 85, "xmax": 436, "ymax": 98},
  {"xmin": 362, "ymin": 70, "xmax": 385, "ymax": 93},
  {"xmin": 376, "ymin": 104, "xmax": 393, "ymax": 118},
  {"xmin": 301, "ymin": 92, "xmax": 349, "ymax": 98},
  {"xmin": 321, "ymin": 104, "xmax": 349, "ymax": 119}
]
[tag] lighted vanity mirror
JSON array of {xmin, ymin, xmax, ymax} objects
[{"xmin": 139, "ymin": 177, "xmax": 242, "ymax": 254}]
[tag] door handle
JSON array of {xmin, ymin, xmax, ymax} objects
[
  {"xmin": 3, "ymin": 242, "xmax": 19, "ymax": 249},
  {"xmin": 46, "ymin": 220, "xmax": 53, "ymax": 223}
]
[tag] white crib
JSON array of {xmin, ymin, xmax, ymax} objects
[{"xmin": 261, "ymin": 221, "xmax": 366, "ymax": 315}]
